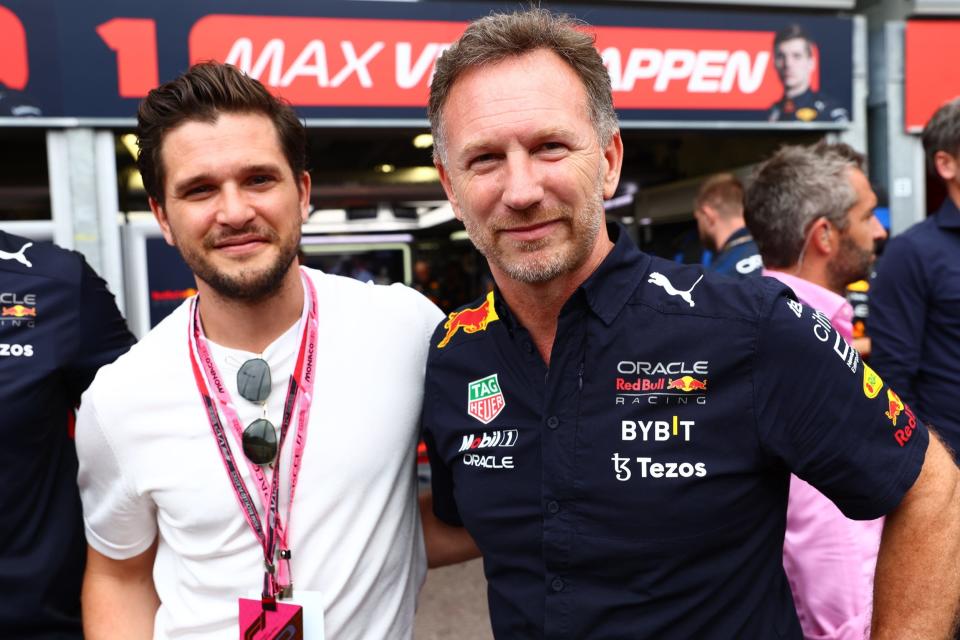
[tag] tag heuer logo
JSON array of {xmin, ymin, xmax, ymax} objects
[{"xmin": 468, "ymin": 374, "xmax": 505, "ymax": 424}]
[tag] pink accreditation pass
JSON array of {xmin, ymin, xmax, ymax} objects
[{"xmin": 238, "ymin": 598, "xmax": 303, "ymax": 640}]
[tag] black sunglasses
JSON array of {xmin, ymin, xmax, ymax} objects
[{"xmin": 237, "ymin": 358, "xmax": 277, "ymax": 465}]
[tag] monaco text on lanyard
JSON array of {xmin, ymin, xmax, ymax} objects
[{"xmin": 187, "ymin": 268, "xmax": 319, "ymax": 610}]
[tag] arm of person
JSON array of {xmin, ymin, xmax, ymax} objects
[
  {"xmin": 82, "ymin": 541, "xmax": 160, "ymax": 639},
  {"xmin": 420, "ymin": 492, "xmax": 481, "ymax": 568},
  {"xmin": 871, "ymin": 432, "xmax": 960, "ymax": 639},
  {"xmin": 868, "ymin": 236, "xmax": 927, "ymax": 408}
]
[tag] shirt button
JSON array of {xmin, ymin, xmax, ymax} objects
[
  {"xmin": 523, "ymin": 340, "xmax": 533, "ymax": 354},
  {"xmin": 551, "ymin": 577, "xmax": 565, "ymax": 592},
  {"xmin": 546, "ymin": 500, "xmax": 560, "ymax": 514},
  {"xmin": 547, "ymin": 416, "xmax": 560, "ymax": 430}
]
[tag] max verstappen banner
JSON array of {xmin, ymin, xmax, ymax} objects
[
  {"xmin": 905, "ymin": 21, "xmax": 960, "ymax": 134},
  {"xmin": 0, "ymin": 0, "xmax": 852, "ymax": 127}
]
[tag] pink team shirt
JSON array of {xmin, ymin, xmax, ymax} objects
[{"xmin": 764, "ymin": 270, "xmax": 884, "ymax": 640}]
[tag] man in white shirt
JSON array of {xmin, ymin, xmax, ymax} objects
[{"xmin": 76, "ymin": 62, "xmax": 443, "ymax": 639}]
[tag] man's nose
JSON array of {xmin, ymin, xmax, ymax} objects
[
  {"xmin": 216, "ymin": 184, "xmax": 255, "ymax": 228},
  {"xmin": 501, "ymin": 154, "xmax": 545, "ymax": 211}
]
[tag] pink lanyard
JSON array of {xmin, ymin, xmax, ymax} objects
[{"xmin": 187, "ymin": 268, "xmax": 318, "ymax": 603}]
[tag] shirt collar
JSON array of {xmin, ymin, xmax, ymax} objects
[
  {"xmin": 936, "ymin": 197, "xmax": 960, "ymax": 229},
  {"xmin": 495, "ymin": 223, "xmax": 650, "ymax": 330},
  {"xmin": 721, "ymin": 227, "xmax": 753, "ymax": 251},
  {"xmin": 762, "ymin": 269, "xmax": 854, "ymax": 340}
]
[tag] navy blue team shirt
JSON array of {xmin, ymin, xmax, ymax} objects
[
  {"xmin": 0, "ymin": 230, "xmax": 134, "ymax": 638},
  {"xmin": 423, "ymin": 224, "xmax": 927, "ymax": 639},
  {"xmin": 710, "ymin": 227, "xmax": 762, "ymax": 278},
  {"xmin": 870, "ymin": 197, "xmax": 960, "ymax": 453}
]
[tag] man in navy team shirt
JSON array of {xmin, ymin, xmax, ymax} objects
[
  {"xmin": 0, "ymin": 229, "xmax": 134, "ymax": 638},
  {"xmin": 421, "ymin": 8, "xmax": 960, "ymax": 639}
]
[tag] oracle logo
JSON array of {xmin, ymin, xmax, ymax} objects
[{"xmin": 0, "ymin": 6, "xmax": 29, "ymax": 89}]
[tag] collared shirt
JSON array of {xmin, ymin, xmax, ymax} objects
[
  {"xmin": 768, "ymin": 89, "xmax": 850, "ymax": 123},
  {"xmin": 423, "ymin": 224, "xmax": 926, "ymax": 639},
  {"xmin": 763, "ymin": 270, "xmax": 854, "ymax": 340},
  {"xmin": 870, "ymin": 197, "xmax": 960, "ymax": 451},
  {"xmin": 764, "ymin": 269, "xmax": 883, "ymax": 640},
  {"xmin": 711, "ymin": 227, "xmax": 762, "ymax": 278}
]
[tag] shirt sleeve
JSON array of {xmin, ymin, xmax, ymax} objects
[
  {"xmin": 422, "ymin": 336, "xmax": 464, "ymax": 527},
  {"xmin": 64, "ymin": 258, "xmax": 136, "ymax": 401},
  {"xmin": 75, "ymin": 393, "xmax": 157, "ymax": 559},
  {"xmin": 868, "ymin": 235, "xmax": 927, "ymax": 412},
  {"xmin": 754, "ymin": 292, "xmax": 928, "ymax": 520}
]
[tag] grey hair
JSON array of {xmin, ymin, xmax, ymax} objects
[
  {"xmin": 428, "ymin": 7, "xmax": 618, "ymax": 165},
  {"xmin": 922, "ymin": 97, "xmax": 960, "ymax": 175},
  {"xmin": 744, "ymin": 143, "xmax": 864, "ymax": 269}
]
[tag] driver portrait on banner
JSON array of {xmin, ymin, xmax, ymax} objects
[{"xmin": 768, "ymin": 24, "xmax": 849, "ymax": 124}]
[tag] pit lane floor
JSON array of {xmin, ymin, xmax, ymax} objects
[{"xmin": 414, "ymin": 558, "xmax": 493, "ymax": 639}]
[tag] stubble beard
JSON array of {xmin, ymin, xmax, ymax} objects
[
  {"xmin": 177, "ymin": 224, "xmax": 301, "ymax": 303},
  {"xmin": 827, "ymin": 233, "xmax": 874, "ymax": 293},
  {"xmin": 462, "ymin": 182, "xmax": 605, "ymax": 285}
]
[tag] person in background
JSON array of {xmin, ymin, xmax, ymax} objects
[
  {"xmin": 0, "ymin": 229, "xmax": 134, "ymax": 638},
  {"xmin": 421, "ymin": 8, "xmax": 960, "ymax": 639},
  {"xmin": 768, "ymin": 24, "xmax": 849, "ymax": 123},
  {"xmin": 870, "ymin": 97, "xmax": 960, "ymax": 465},
  {"xmin": 745, "ymin": 142, "xmax": 888, "ymax": 640},
  {"xmin": 693, "ymin": 173, "xmax": 762, "ymax": 277}
]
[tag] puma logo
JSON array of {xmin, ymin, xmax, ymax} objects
[
  {"xmin": 0, "ymin": 242, "xmax": 32, "ymax": 268},
  {"xmin": 648, "ymin": 272, "xmax": 703, "ymax": 307}
]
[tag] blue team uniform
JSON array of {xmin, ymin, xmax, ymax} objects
[
  {"xmin": 0, "ymin": 230, "xmax": 134, "ymax": 638},
  {"xmin": 423, "ymin": 224, "xmax": 926, "ymax": 639},
  {"xmin": 710, "ymin": 227, "xmax": 762, "ymax": 278}
]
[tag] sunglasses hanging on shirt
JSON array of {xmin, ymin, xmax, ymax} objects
[{"xmin": 237, "ymin": 357, "xmax": 277, "ymax": 466}]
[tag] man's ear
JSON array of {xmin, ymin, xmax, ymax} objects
[
  {"xmin": 436, "ymin": 160, "xmax": 463, "ymax": 221},
  {"xmin": 809, "ymin": 217, "xmax": 833, "ymax": 256},
  {"xmin": 150, "ymin": 197, "xmax": 176, "ymax": 247},
  {"xmin": 934, "ymin": 150, "xmax": 958, "ymax": 183},
  {"xmin": 601, "ymin": 131, "xmax": 624, "ymax": 200},
  {"xmin": 298, "ymin": 170, "xmax": 312, "ymax": 223}
]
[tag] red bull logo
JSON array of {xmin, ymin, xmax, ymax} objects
[
  {"xmin": 668, "ymin": 376, "xmax": 707, "ymax": 392},
  {"xmin": 885, "ymin": 388, "xmax": 905, "ymax": 426},
  {"xmin": 437, "ymin": 291, "xmax": 499, "ymax": 349},
  {"xmin": 1, "ymin": 304, "xmax": 35, "ymax": 317}
]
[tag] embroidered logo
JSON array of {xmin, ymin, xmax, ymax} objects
[
  {"xmin": 648, "ymin": 272, "xmax": 703, "ymax": 307},
  {"xmin": 437, "ymin": 291, "xmax": 499, "ymax": 349},
  {"xmin": 0, "ymin": 241, "xmax": 32, "ymax": 268},
  {"xmin": 467, "ymin": 374, "xmax": 505, "ymax": 424},
  {"xmin": 863, "ymin": 363, "xmax": 883, "ymax": 400}
]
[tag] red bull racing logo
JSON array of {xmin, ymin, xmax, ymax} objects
[
  {"xmin": 883, "ymin": 388, "xmax": 918, "ymax": 447},
  {"xmin": 667, "ymin": 376, "xmax": 707, "ymax": 392},
  {"xmin": 437, "ymin": 291, "xmax": 499, "ymax": 349},
  {"xmin": 467, "ymin": 373, "xmax": 505, "ymax": 424},
  {"xmin": 1, "ymin": 304, "xmax": 35, "ymax": 318}
]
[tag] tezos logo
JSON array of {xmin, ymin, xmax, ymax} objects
[{"xmin": 0, "ymin": 343, "xmax": 33, "ymax": 357}]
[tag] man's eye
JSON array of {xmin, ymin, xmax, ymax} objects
[
  {"xmin": 249, "ymin": 175, "xmax": 276, "ymax": 186},
  {"xmin": 185, "ymin": 185, "xmax": 213, "ymax": 197}
]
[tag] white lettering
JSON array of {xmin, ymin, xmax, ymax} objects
[
  {"xmin": 688, "ymin": 49, "xmax": 727, "ymax": 92},
  {"xmin": 226, "ymin": 38, "xmax": 287, "ymax": 87},
  {"xmin": 0, "ymin": 343, "xmax": 32, "ymax": 357},
  {"xmin": 654, "ymin": 49, "xmax": 696, "ymax": 92},
  {"xmin": 462, "ymin": 454, "xmax": 514, "ymax": 469},
  {"xmin": 395, "ymin": 42, "xmax": 447, "ymax": 89},
  {"xmin": 280, "ymin": 40, "xmax": 330, "ymax": 87},
  {"xmin": 331, "ymin": 41, "xmax": 384, "ymax": 88},
  {"xmin": 634, "ymin": 457, "xmax": 706, "ymax": 478},
  {"xmin": 622, "ymin": 420, "xmax": 637, "ymax": 441}
]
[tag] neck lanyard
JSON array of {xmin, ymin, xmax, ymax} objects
[{"xmin": 187, "ymin": 268, "xmax": 319, "ymax": 604}]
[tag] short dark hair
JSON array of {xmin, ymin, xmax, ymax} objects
[
  {"xmin": 428, "ymin": 8, "xmax": 618, "ymax": 164},
  {"xmin": 694, "ymin": 174, "xmax": 744, "ymax": 220},
  {"xmin": 921, "ymin": 97, "xmax": 960, "ymax": 177},
  {"xmin": 773, "ymin": 24, "xmax": 813, "ymax": 55},
  {"xmin": 136, "ymin": 61, "xmax": 307, "ymax": 205},
  {"xmin": 745, "ymin": 143, "xmax": 864, "ymax": 269}
]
